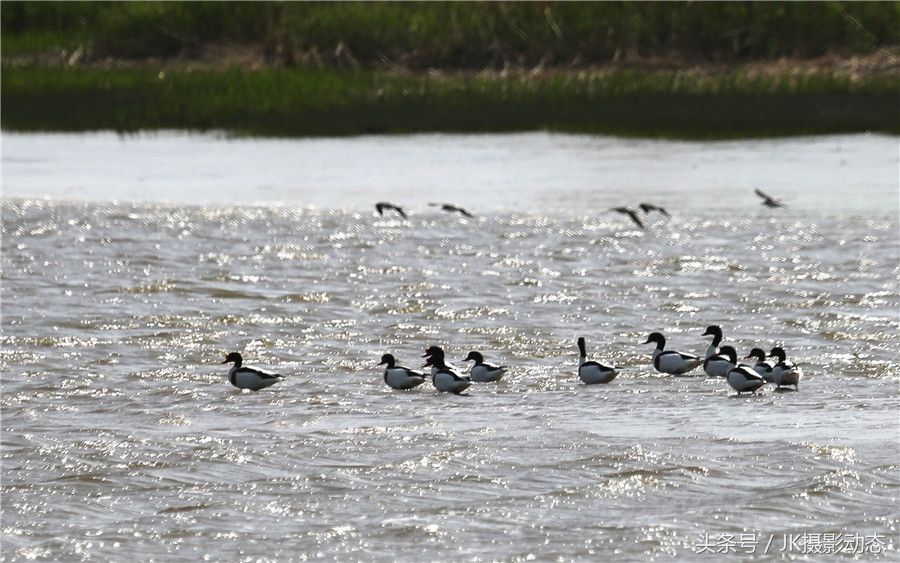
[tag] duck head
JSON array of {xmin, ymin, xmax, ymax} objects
[
  {"xmin": 221, "ymin": 352, "xmax": 243, "ymax": 365},
  {"xmin": 463, "ymin": 351, "xmax": 483, "ymax": 364},
  {"xmin": 745, "ymin": 348, "xmax": 767, "ymax": 362},
  {"xmin": 423, "ymin": 346, "xmax": 445, "ymax": 359},
  {"xmin": 378, "ymin": 354, "xmax": 396, "ymax": 368},
  {"xmin": 769, "ymin": 347, "xmax": 787, "ymax": 362},
  {"xmin": 718, "ymin": 345, "xmax": 738, "ymax": 363},
  {"xmin": 702, "ymin": 325, "xmax": 723, "ymax": 345},
  {"xmin": 643, "ymin": 332, "xmax": 666, "ymax": 350}
]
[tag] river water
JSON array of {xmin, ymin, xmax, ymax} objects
[{"xmin": 2, "ymin": 132, "xmax": 898, "ymax": 561}]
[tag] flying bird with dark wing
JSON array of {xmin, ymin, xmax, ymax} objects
[
  {"xmin": 429, "ymin": 202, "xmax": 474, "ymax": 217},
  {"xmin": 638, "ymin": 203, "xmax": 671, "ymax": 218},
  {"xmin": 375, "ymin": 202, "xmax": 408, "ymax": 219},
  {"xmin": 611, "ymin": 207, "xmax": 645, "ymax": 229},
  {"xmin": 754, "ymin": 189, "xmax": 787, "ymax": 208}
]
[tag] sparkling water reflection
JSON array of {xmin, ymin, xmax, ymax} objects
[{"xmin": 2, "ymin": 132, "xmax": 898, "ymax": 560}]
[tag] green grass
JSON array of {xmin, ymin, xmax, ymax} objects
[
  {"xmin": 4, "ymin": 2, "xmax": 897, "ymax": 138},
  {"xmin": 3, "ymin": 65, "xmax": 897, "ymax": 138},
  {"xmin": 3, "ymin": 1, "xmax": 899, "ymax": 67}
]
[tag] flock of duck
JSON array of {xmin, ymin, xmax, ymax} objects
[
  {"xmin": 222, "ymin": 188, "xmax": 799, "ymax": 395},
  {"xmin": 375, "ymin": 188, "xmax": 786, "ymax": 230},
  {"xmin": 220, "ymin": 325, "xmax": 802, "ymax": 395}
]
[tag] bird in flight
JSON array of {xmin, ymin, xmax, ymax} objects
[
  {"xmin": 429, "ymin": 202, "xmax": 474, "ymax": 217},
  {"xmin": 611, "ymin": 207, "xmax": 645, "ymax": 229},
  {"xmin": 375, "ymin": 202, "xmax": 408, "ymax": 219},
  {"xmin": 754, "ymin": 189, "xmax": 787, "ymax": 208},
  {"xmin": 638, "ymin": 203, "xmax": 671, "ymax": 218}
]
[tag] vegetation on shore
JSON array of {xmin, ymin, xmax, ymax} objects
[
  {"xmin": 5, "ymin": 64, "xmax": 896, "ymax": 138},
  {"xmin": 4, "ymin": 2, "xmax": 898, "ymax": 68},
  {"xmin": 2, "ymin": 2, "xmax": 898, "ymax": 138}
]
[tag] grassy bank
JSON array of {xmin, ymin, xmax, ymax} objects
[
  {"xmin": 3, "ymin": 2, "xmax": 898, "ymax": 68},
  {"xmin": 3, "ymin": 2, "xmax": 897, "ymax": 138},
  {"xmin": 3, "ymin": 64, "xmax": 897, "ymax": 138}
]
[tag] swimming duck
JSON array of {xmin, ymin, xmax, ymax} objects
[
  {"xmin": 422, "ymin": 346, "xmax": 458, "ymax": 376},
  {"xmin": 703, "ymin": 345, "xmax": 738, "ymax": 378},
  {"xmin": 378, "ymin": 353, "xmax": 426, "ymax": 390},
  {"xmin": 220, "ymin": 352, "xmax": 284, "ymax": 391},
  {"xmin": 423, "ymin": 355, "xmax": 471, "ymax": 395},
  {"xmin": 462, "ymin": 351, "xmax": 507, "ymax": 382},
  {"xmin": 577, "ymin": 337, "xmax": 619, "ymax": 384},
  {"xmin": 726, "ymin": 365, "xmax": 767, "ymax": 394},
  {"xmin": 769, "ymin": 347, "xmax": 802, "ymax": 390},
  {"xmin": 745, "ymin": 348, "xmax": 775, "ymax": 381},
  {"xmin": 643, "ymin": 332, "xmax": 703, "ymax": 375}
]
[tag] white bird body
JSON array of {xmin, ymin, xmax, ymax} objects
[
  {"xmin": 424, "ymin": 348, "xmax": 472, "ymax": 394},
  {"xmin": 462, "ymin": 350, "xmax": 507, "ymax": 382},
  {"xmin": 653, "ymin": 349, "xmax": 703, "ymax": 375},
  {"xmin": 221, "ymin": 353, "xmax": 283, "ymax": 391},
  {"xmin": 772, "ymin": 365, "xmax": 802, "ymax": 388},
  {"xmin": 754, "ymin": 361, "xmax": 776, "ymax": 380},
  {"xmin": 230, "ymin": 366, "xmax": 284, "ymax": 390},
  {"xmin": 645, "ymin": 333, "xmax": 702, "ymax": 376},
  {"xmin": 578, "ymin": 360, "xmax": 618, "ymax": 384},
  {"xmin": 378, "ymin": 354, "xmax": 426, "ymax": 390},
  {"xmin": 470, "ymin": 362, "xmax": 507, "ymax": 382},
  {"xmin": 745, "ymin": 348, "xmax": 775, "ymax": 380},
  {"xmin": 703, "ymin": 344, "xmax": 737, "ymax": 378},
  {"xmin": 432, "ymin": 368, "xmax": 471, "ymax": 394},
  {"xmin": 768, "ymin": 347, "xmax": 802, "ymax": 390},
  {"xmin": 576, "ymin": 337, "xmax": 618, "ymax": 384},
  {"xmin": 384, "ymin": 367, "xmax": 425, "ymax": 390},
  {"xmin": 704, "ymin": 354, "xmax": 736, "ymax": 378},
  {"xmin": 726, "ymin": 365, "xmax": 767, "ymax": 393}
]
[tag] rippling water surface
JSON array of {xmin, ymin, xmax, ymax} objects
[{"xmin": 2, "ymin": 133, "xmax": 898, "ymax": 561}]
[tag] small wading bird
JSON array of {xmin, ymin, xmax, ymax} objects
[
  {"xmin": 638, "ymin": 203, "xmax": 671, "ymax": 218},
  {"xmin": 726, "ymin": 364, "xmax": 767, "ymax": 394},
  {"xmin": 768, "ymin": 346, "xmax": 802, "ymax": 390},
  {"xmin": 422, "ymin": 346, "xmax": 459, "ymax": 375},
  {"xmin": 375, "ymin": 202, "xmax": 408, "ymax": 219},
  {"xmin": 462, "ymin": 350, "xmax": 508, "ymax": 382},
  {"xmin": 704, "ymin": 345, "xmax": 738, "ymax": 379},
  {"xmin": 221, "ymin": 352, "xmax": 284, "ymax": 391},
  {"xmin": 423, "ymin": 354, "xmax": 472, "ymax": 395},
  {"xmin": 611, "ymin": 206, "xmax": 645, "ymax": 229},
  {"xmin": 429, "ymin": 202, "xmax": 474, "ymax": 217},
  {"xmin": 745, "ymin": 348, "xmax": 775, "ymax": 380},
  {"xmin": 576, "ymin": 337, "xmax": 619, "ymax": 384},
  {"xmin": 378, "ymin": 353, "xmax": 426, "ymax": 390},
  {"xmin": 642, "ymin": 332, "xmax": 703, "ymax": 376},
  {"xmin": 755, "ymin": 188, "xmax": 787, "ymax": 208}
]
